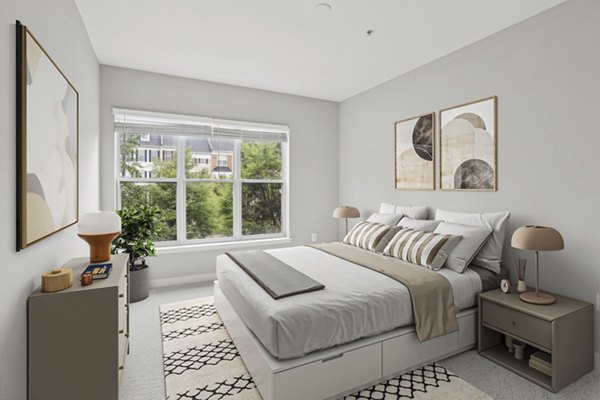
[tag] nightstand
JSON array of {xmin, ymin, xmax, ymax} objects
[{"xmin": 478, "ymin": 289, "xmax": 593, "ymax": 393}]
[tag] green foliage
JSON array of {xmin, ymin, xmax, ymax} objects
[
  {"xmin": 241, "ymin": 142, "xmax": 281, "ymax": 179},
  {"xmin": 112, "ymin": 205, "xmax": 162, "ymax": 270},
  {"xmin": 242, "ymin": 183, "xmax": 282, "ymax": 235},
  {"xmin": 120, "ymin": 133, "xmax": 143, "ymax": 178},
  {"xmin": 120, "ymin": 182, "xmax": 177, "ymax": 241},
  {"xmin": 119, "ymin": 136, "xmax": 283, "ymax": 240}
]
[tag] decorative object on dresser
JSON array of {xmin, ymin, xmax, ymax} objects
[
  {"xmin": 16, "ymin": 21, "xmax": 79, "ymax": 250},
  {"xmin": 28, "ymin": 254, "xmax": 129, "ymax": 400},
  {"xmin": 332, "ymin": 205, "xmax": 360, "ymax": 234},
  {"xmin": 511, "ymin": 225, "xmax": 564, "ymax": 305},
  {"xmin": 41, "ymin": 267, "xmax": 72, "ymax": 293},
  {"xmin": 439, "ymin": 96, "xmax": 496, "ymax": 191},
  {"xmin": 516, "ymin": 257, "xmax": 527, "ymax": 293},
  {"xmin": 78, "ymin": 212, "xmax": 121, "ymax": 262},
  {"xmin": 111, "ymin": 205, "xmax": 161, "ymax": 302},
  {"xmin": 394, "ymin": 112, "xmax": 434, "ymax": 190},
  {"xmin": 478, "ymin": 289, "xmax": 593, "ymax": 393}
]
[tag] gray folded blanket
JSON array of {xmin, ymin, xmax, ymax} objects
[{"xmin": 225, "ymin": 250, "xmax": 325, "ymax": 300}]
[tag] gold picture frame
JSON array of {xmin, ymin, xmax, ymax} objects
[
  {"xmin": 394, "ymin": 112, "xmax": 435, "ymax": 190},
  {"xmin": 439, "ymin": 96, "xmax": 497, "ymax": 191},
  {"xmin": 16, "ymin": 21, "xmax": 79, "ymax": 249}
]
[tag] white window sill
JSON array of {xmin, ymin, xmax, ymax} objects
[{"xmin": 156, "ymin": 237, "xmax": 293, "ymax": 255}]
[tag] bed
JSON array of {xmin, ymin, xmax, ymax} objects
[{"xmin": 214, "ymin": 244, "xmax": 503, "ymax": 400}]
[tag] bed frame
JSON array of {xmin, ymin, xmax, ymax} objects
[{"xmin": 214, "ymin": 281, "xmax": 477, "ymax": 400}]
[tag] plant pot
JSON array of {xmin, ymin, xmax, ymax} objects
[{"xmin": 130, "ymin": 264, "xmax": 149, "ymax": 303}]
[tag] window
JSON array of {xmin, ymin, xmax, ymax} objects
[{"xmin": 115, "ymin": 110, "xmax": 288, "ymax": 245}]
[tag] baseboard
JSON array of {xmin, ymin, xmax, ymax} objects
[
  {"xmin": 150, "ymin": 272, "xmax": 216, "ymax": 289},
  {"xmin": 595, "ymin": 351, "xmax": 599, "ymax": 370}
]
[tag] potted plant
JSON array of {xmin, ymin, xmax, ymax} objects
[{"xmin": 111, "ymin": 205, "xmax": 161, "ymax": 302}]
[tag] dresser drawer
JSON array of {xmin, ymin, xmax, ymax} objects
[
  {"xmin": 482, "ymin": 300, "xmax": 551, "ymax": 349},
  {"xmin": 118, "ymin": 296, "xmax": 127, "ymax": 333}
]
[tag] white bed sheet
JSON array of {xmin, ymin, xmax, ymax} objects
[{"xmin": 216, "ymin": 246, "xmax": 482, "ymax": 360}]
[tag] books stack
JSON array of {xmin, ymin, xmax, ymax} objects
[
  {"xmin": 529, "ymin": 351, "xmax": 552, "ymax": 376},
  {"xmin": 81, "ymin": 263, "xmax": 113, "ymax": 280}
]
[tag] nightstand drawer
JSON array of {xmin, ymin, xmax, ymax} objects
[{"xmin": 482, "ymin": 300, "xmax": 551, "ymax": 349}]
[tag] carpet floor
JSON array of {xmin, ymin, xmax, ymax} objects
[
  {"xmin": 120, "ymin": 283, "xmax": 599, "ymax": 400},
  {"xmin": 159, "ymin": 297, "xmax": 491, "ymax": 400}
]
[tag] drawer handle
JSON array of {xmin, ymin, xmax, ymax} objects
[
  {"xmin": 119, "ymin": 294, "xmax": 124, "ymax": 298},
  {"xmin": 119, "ymin": 366, "xmax": 124, "ymax": 370},
  {"xmin": 119, "ymin": 330, "xmax": 124, "ymax": 334},
  {"xmin": 322, "ymin": 353, "xmax": 344, "ymax": 363}
]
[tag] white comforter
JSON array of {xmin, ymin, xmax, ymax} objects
[{"xmin": 216, "ymin": 246, "xmax": 482, "ymax": 360}]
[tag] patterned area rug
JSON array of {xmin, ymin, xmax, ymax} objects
[{"xmin": 160, "ymin": 298, "xmax": 492, "ymax": 400}]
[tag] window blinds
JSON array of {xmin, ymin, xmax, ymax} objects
[{"xmin": 114, "ymin": 109, "xmax": 288, "ymax": 143}]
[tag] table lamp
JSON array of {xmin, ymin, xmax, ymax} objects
[
  {"xmin": 511, "ymin": 225, "xmax": 564, "ymax": 305},
  {"xmin": 78, "ymin": 212, "xmax": 122, "ymax": 263},
  {"xmin": 333, "ymin": 206, "xmax": 360, "ymax": 235}
]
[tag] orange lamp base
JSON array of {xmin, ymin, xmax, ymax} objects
[{"xmin": 78, "ymin": 232, "xmax": 120, "ymax": 263}]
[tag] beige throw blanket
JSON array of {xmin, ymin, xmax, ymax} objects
[{"xmin": 311, "ymin": 242, "xmax": 458, "ymax": 341}]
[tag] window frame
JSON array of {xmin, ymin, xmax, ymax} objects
[{"xmin": 114, "ymin": 111, "xmax": 289, "ymax": 247}]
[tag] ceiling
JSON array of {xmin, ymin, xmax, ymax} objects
[{"xmin": 75, "ymin": 0, "xmax": 565, "ymax": 101}]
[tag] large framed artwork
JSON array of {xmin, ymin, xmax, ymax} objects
[
  {"xmin": 394, "ymin": 112, "xmax": 434, "ymax": 190},
  {"xmin": 439, "ymin": 96, "xmax": 496, "ymax": 191},
  {"xmin": 16, "ymin": 21, "xmax": 79, "ymax": 249}
]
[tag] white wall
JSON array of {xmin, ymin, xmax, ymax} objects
[
  {"xmin": 0, "ymin": 1, "xmax": 100, "ymax": 398},
  {"xmin": 340, "ymin": 0, "xmax": 600, "ymax": 354},
  {"xmin": 100, "ymin": 66, "xmax": 340, "ymax": 284}
]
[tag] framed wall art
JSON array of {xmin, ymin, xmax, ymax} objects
[
  {"xmin": 16, "ymin": 21, "xmax": 79, "ymax": 249},
  {"xmin": 439, "ymin": 96, "xmax": 496, "ymax": 191},
  {"xmin": 394, "ymin": 112, "xmax": 434, "ymax": 190}
]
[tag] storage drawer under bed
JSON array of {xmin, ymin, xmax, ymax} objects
[{"xmin": 273, "ymin": 342, "xmax": 382, "ymax": 400}]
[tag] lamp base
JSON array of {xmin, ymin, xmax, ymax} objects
[
  {"xmin": 78, "ymin": 232, "xmax": 120, "ymax": 263},
  {"xmin": 519, "ymin": 291, "xmax": 556, "ymax": 305}
]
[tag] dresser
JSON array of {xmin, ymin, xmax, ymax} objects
[
  {"xmin": 478, "ymin": 289, "xmax": 593, "ymax": 392},
  {"xmin": 28, "ymin": 254, "xmax": 130, "ymax": 400}
]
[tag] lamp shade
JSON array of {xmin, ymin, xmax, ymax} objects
[
  {"xmin": 511, "ymin": 225, "xmax": 564, "ymax": 251},
  {"xmin": 78, "ymin": 212, "xmax": 121, "ymax": 235},
  {"xmin": 332, "ymin": 206, "xmax": 360, "ymax": 219}
]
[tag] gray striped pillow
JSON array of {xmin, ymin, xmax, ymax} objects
[
  {"xmin": 343, "ymin": 221, "xmax": 391, "ymax": 251},
  {"xmin": 382, "ymin": 228, "xmax": 462, "ymax": 270}
]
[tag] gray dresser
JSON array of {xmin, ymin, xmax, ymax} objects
[{"xmin": 28, "ymin": 254, "xmax": 130, "ymax": 400}]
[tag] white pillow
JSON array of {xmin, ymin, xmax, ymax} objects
[
  {"xmin": 397, "ymin": 217, "xmax": 441, "ymax": 232},
  {"xmin": 383, "ymin": 228, "xmax": 462, "ymax": 271},
  {"xmin": 379, "ymin": 203, "xmax": 429, "ymax": 219},
  {"xmin": 367, "ymin": 213, "xmax": 403, "ymax": 226},
  {"xmin": 435, "ymin": 209, "xmax": 510, "ymax": 274},
  {"xmin": 434, "ymin": 222, "xmax": 492, "ymax": 273}
]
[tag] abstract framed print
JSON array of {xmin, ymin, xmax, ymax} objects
[
  {"xmin": 439, "ymin": 96, "xmax": 496, "ymax": 191},
  {"xmin": 16, "ymin": 21, "xmax": 79, "ymax": 249},
  {"xmin": 394, "ymin": 112, "xmax": 434, "ymax": 190}
]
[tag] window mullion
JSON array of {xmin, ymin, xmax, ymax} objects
[
  {"xmin": 176, "ymin": 137, "xmax": 187, "ymax": 243},
  {"xmin": 233, "ymin": 140, "xmax": 242, "ymax": 239}
]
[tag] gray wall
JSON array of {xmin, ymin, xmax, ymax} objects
[
  {"xmin": 100, "ymin": 66, "xmax": 340, "ymax": 284},
  {"xmin": 0, "ymin": 1, "xmax": 100, "ymax": 398},
  {"xmin": 340, "ymin": 0, "xmax": 600, "ymax": 354}
]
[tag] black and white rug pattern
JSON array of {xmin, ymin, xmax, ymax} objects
[{"xmin": 161, "ymin": 298, "xmax": 491, "ymax": 400}]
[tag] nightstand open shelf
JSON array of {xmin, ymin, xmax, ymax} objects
[
  {"xmin": 478, "ymin": 289, "xmax": 593, "ymax": 393},
  {"xmin": 479, "ymin": 337, "xmax": 552, "ymax": 390}
]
